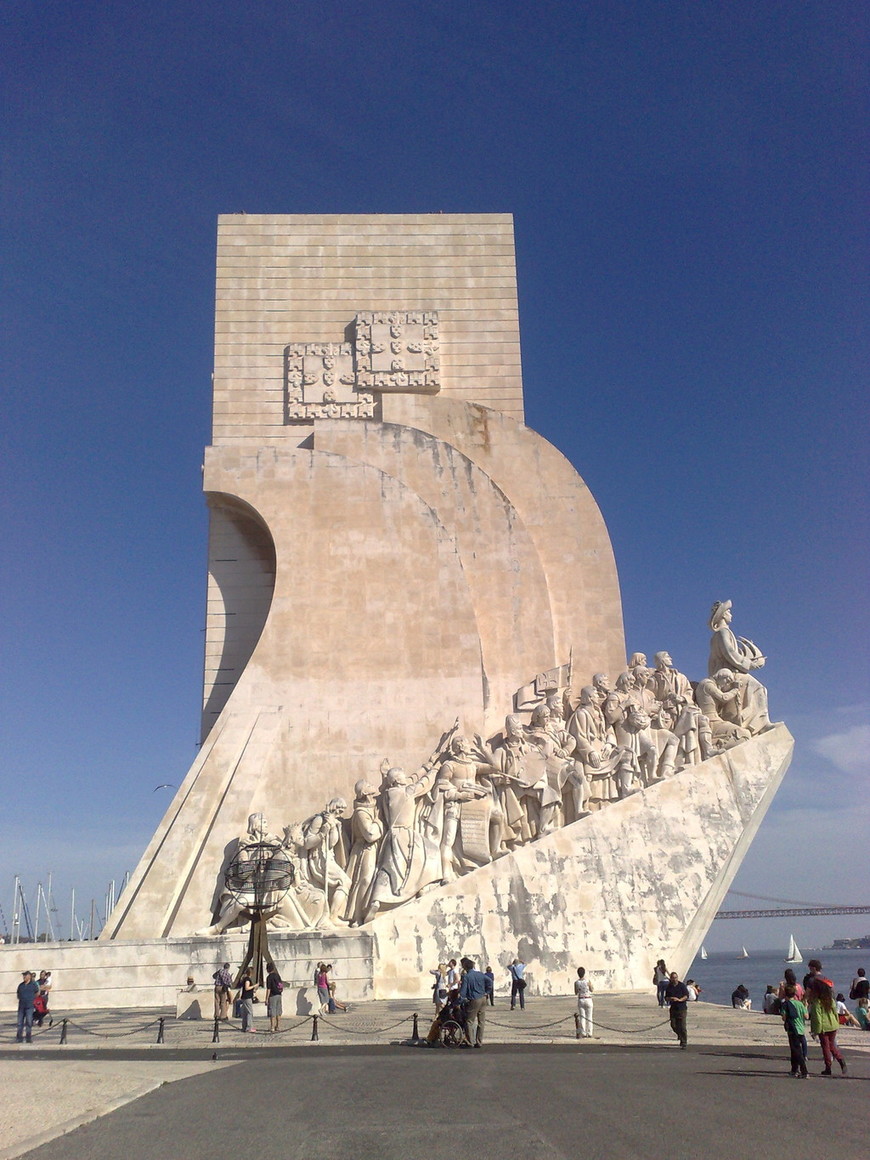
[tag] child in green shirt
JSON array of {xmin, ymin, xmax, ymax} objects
[{"xmin": 781, "ymin": 984, "xmax": 808, "ymax": 1078}]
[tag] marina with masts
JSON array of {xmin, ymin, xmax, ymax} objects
[{"xmin": 0, "ymin": 872, "xmax": 129, "ymax": 944}]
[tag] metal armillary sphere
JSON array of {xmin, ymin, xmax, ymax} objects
[{"xmin": 225, "ymin": 841, "xmax": 295, "ymax": 987}]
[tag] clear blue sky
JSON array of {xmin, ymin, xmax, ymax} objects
[{"xmin": 2, "ymin": 1, "xmax": 867, "ymax": 950}]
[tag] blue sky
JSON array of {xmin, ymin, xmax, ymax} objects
[{"xmin": 2, "ymin": 1, "xmax": 867, "ymax": 950}]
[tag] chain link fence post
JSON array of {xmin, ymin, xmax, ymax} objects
[{"xmin": 310, "ymin": 1014, "xmax": 319, "ymax": 1042}]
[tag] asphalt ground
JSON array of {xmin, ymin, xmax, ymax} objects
[{"xmin": 11, "ymin": 1042, "xmax": 867, "ymax": 1160}]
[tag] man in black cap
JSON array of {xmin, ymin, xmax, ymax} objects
[
  {"xmin": 458, "ymin": 956, "xmax": 488, "ymax": 1048},
  {"xmin": 17, "ymin": 971, "xmax": 40, "ymax": 1043}
]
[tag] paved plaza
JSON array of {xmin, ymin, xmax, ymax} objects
[{"xmin": 2, "ymin": 996, "xmax": 868, "ymax": 1159}]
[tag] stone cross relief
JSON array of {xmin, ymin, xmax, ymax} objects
[{"xmin": 285, "ymin": 311, "xmax": 440, "ymax": 423}]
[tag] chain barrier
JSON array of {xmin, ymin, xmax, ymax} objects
[
  {"xmin": 59, "ymin": 1017, "xmax": 164, "ymax": 1039},
  {"xmin": 10, "ymin": 1006, "xmax": 673, "ymax": 1047}
]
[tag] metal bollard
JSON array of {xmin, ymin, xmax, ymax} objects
[
  {"xmin": 156, "ymin": 1017, "xmax": 165, "ymax": 1044},
  {"xmin": 574, "ymin": 1012, "xmax": 581, "ymax": 1040},
  {"xmin": 212, "ymin": 1018, "xmax": 221, "ymax": 1044},
  {"xmin": 310, "ymin": 1014, "xmax": 319, "ymax": 1042},
  {"xmin": 411, "ymin": 1012, "xmax": 420, "ymax": 1043},
  {"xmin": 60, "ymin": 1018, "xmax": 68, "ymax": 1045}
]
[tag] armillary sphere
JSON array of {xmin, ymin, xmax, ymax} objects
[{"xmin": 224, "ymin": 842, "xmax": 295, "ymax": 987}]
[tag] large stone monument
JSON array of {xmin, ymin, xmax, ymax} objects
[{"xmin": 1, "ymin": 215, "xmax": 792, "ymax": 1008}]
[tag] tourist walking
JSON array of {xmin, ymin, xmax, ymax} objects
[
  {"xmin": 315, "ymin": 963, "xmax": 334, "ymax": 1013},
  {"xmin": 16, "ymin": 971, "xmax": 39, "ymax": 1043},
  {"xmin": 237, "ymin": 971, "xmax": 256, "ymax": 1032},
  {"xmin": 780, "ymin": 984, "xmax": 808, "ymax": 1077},
  {"xmin": 265, "ymin": 961, "xmax": 283, "ymax": 1032},
  {"xmin": 459, "ymin": 956, "xmax": 488, "ymax": 1047},
  {"xmin": 574, "ymin": 967, "xmax": 594, "ymax": 1037},
  {"xmin": 653, "ymin": 959, "xmax": 669, "ymax": 1007},
  {"xmin": 213, "ymin": 962, "xmax": 233, "ymax": 1020},
  {"xmin": 509, "ymin": 958, "xmax": 526, "ymax": 1009},
  {"xmin": 484, "ymin": 965, "xmax": 495, "ymax": 1005},
  {"xmin": 664, "ymin": 971, "xmax": 689, "ymax": 1048},
  {"xmin": 807, "ymin": 978, "xmax": 847, "ymax": 1076}
]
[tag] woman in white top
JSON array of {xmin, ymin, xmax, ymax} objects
[{"xmin": 574, "ymin": 967, "xmax": 594, "ymax": 1038}]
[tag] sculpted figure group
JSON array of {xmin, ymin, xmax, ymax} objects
[{"xmin": 202, "ymin": 601, "xmax": 772, "ymax": 936}]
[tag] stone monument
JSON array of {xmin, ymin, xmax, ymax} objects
[{"xmin": 0, "ymin": 215, "xmax": 792, "ymax": 1008}]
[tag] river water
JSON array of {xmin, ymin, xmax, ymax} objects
[{"xmin": 682, "ymin": 944, "xmax": 868, "ymax": 1008}]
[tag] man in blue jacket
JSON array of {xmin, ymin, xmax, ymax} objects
[
  {"xmin": 459, "ymin": 956, "xmax": 488, "ymax": 1048},
  {"xmin": 17, "ymin": 971, "xmax": 40, "ymax": 1043}
]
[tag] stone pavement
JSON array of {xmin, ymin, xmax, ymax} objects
[{"xmin": 2, "ymin": 996, "xmax": 868, "ymax": 1158}]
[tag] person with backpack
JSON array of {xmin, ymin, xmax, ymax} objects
[
  {"xmin": 212, "ymin": 962, "xmax": 233, "ymax": 1021},
  {"xmin": 265, "ymin": 961, "xmax": 283, "ymax": 1033}
]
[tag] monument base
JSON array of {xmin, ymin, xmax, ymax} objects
[{"xmin": 2, "ymin": 726, "xmax": 791, "ymax": 1012}]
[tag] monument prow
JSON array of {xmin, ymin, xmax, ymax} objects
[{"xmin": 79, "ymin": 214, "xmax": 793, "ymax": 1005}]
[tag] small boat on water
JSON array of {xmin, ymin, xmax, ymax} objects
[
  {"xmin": 785, "ymin": 934, "xmax": 802, "ymax": 963},
  {"xmin": 739, "ymin": 946, "xmax": 750, "ymax": 958},
  {"xmin": 700, "ymin": 945, "xmax": 708, "ymax": 960}
]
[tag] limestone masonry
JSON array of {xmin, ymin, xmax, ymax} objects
[{"xmin": 0, "ymin": 215, "xmax": 791, "ymax": 1009}]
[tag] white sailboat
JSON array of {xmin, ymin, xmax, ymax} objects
[
  {"xmin": 700, "ymin": 945, "xmax": 708, "ymax": 960},
  {"xmin": 739, "ymin": 945, "xmax": 750, "ymax": 958},
  {"xmin": 785, "ymin": 934, "xmax": 802, "ymax": 963}
]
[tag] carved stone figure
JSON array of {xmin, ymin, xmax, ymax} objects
[
  {"xmin": 487, "ymin": 715, "xmax": 542, "ymax": 845},
  {"xmin": 611, "ymin": 672, "xmax": 659, "ymax": 785},
  {"xmin": 300, "ymin": 798, "xmax": 352, "ymax": 923},
  {"xmin": 708, "ymin": 601, "xmax": 770, "ymax": 733},
  {"xmin": 567, "ymin": 687, "xmax": 634, "ymax": 807},
  {"xmin": 694, "ymin": 670, "xmax": 752, "ymax": 747},
  {"xmin": 364, "ymin": 756, "xmax": 443, "ymax": 921},
  {"xmin": 648, "ymin": 651, "xmax": 694, "ymax": 705},
  {"xmin": 430, "ymin": 735, "xmax": 501, "ymax": 879},
  {"xmin": 344, "ymin": 780, "xmax": 384, "ymax": 926}
]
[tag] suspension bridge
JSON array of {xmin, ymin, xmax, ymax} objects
[{"xmin": 715, "ymin": 891, "xmax": 870, "ymax": 920}]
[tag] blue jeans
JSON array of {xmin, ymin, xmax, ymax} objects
[
  {"xmin": 786, "ymin": 1029, "xmax": 807, "ymax": 1075},
  {"xmin": 657, "ymin": 981, "xmax": 668, "ymax": 1006},
  {"xmin": 17, "ymin": 1005, "xmax": 34, "ymax": 1041}
]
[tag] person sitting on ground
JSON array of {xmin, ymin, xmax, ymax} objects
[
  {"xmin": 855, "ymin": 998, "xmax": 870, "ymax": 1030},
  {"xmin": 326, "ymin": 965, "xmax": 349, "ymax": 1013},
  {"xmin": 731, "ymin": 984, "xmax": 751, "ymax": 1010},
  {"xmin": 849, "ymin": 968, "xmax": 869, "ymax": 1002},
  {"xmin": 763, "ymin": 985, "xmax": 780, "ymax": 1015},
  {"xmin": 685, "ymin": 978, "xmax": 702, "ymax": 1001},
  {"xmin": 835, "ymin": 993, "xmax": 860, "ymax": 1028}
]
